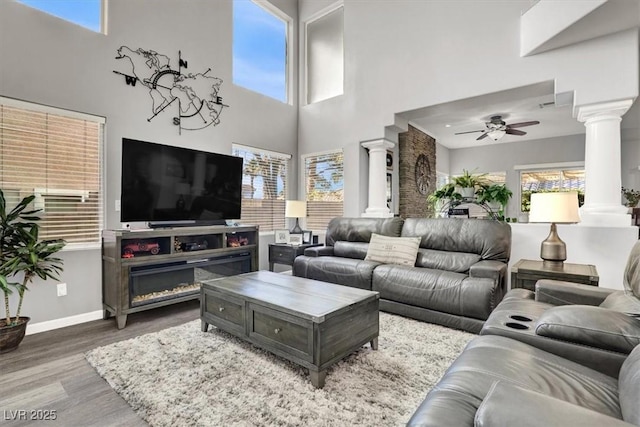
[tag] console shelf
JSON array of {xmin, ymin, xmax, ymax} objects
[{"xmin": 102, "ymin": 225, "xmax": 259, "ymax": 328}]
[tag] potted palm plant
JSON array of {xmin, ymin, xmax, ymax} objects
[{"xmin": 0, "ymin": 190, "xmax": 65, "ymax": 353}]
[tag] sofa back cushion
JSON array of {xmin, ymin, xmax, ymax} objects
[
  {"xmin": 415, "ymin": 248, "xmax": 481, "ymax": 273},
  {"xmin": 619, "ymin": 343, "xmax": 640, "ymax": 425},
  {"xmin": 325, "ymin": 217, "xmax": 404, "ymax": 247},
  {"xmin": 401, "ymin": 218, "xmax": 511, "ymax": 262}
]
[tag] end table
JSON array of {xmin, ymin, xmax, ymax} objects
[
  {"xmin": 510, "ymin": 259, "xmax": 599, "ymax": 291},
  {"xmin": 269, "ymin": 243, "xmax": 322, "ymax": 271}
]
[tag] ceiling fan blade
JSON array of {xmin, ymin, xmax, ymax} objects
[
  {"xmin": 476, "ymin": 133, "xmax": 489, "ymax": 141},
  {"xmin": 506, "ymin": 128, "xmax": 526, "ymax": 136},
  {"xmin": 454, "ymin": 130, "xmax": 485, "ymax": 135},
  {"xmin": 507, "ymin": 120, "xmax": 540, "ymax": 129}
]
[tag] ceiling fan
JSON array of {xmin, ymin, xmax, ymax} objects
[{"xmin": 454, "ymin": 115, "xmax": 540, "ymax": 141}]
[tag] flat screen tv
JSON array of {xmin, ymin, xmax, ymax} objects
[{"xmin": 121, "ymin": 138, "xmax": 243, "ymax": 227}]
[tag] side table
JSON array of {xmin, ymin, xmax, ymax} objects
[
  {"xmin": 269, "ymin": 243, "xmax": 322, "ymax": 271},
  {"xmin": 510, "ymin": 259, "xmax": 599, "ymax": 291}
]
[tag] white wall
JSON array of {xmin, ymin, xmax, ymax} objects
[
  {"xmin": 0, "ymin": 0, "xmax": 299, "ymax": 327},
  {"xmin": 297, "ymin": 0, "xmax": 639, "ymax": 218}
]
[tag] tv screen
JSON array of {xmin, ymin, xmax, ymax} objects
[{"xmin": 121, "ymin": 138, "xmax": 243, "ymax": 225}]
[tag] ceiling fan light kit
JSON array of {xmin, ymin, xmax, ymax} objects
[{"xmin": 454, "ymin": 115, "xmax": 540, "ymax": 142}]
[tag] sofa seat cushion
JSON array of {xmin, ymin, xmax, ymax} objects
[
  {"xmin": 292, "ymin": 255, "xmax": 379, "ymax": 290},
  {"xmin": 372, "ymin": 265, "xmax": 498, "ymax": 320},
  {"xmin": 600, "ymin": 290, "xmax": 640, "ymax": 317},
  {"xmin": 415, "ymin": 248, "xmax": 481, "ymax": 272},
  {"xmin": 407, "ymin": 335, "xmax": 621, "ymax": 427}
]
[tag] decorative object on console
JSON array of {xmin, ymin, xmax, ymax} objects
[
  {"xmin": 302, "ymin": 230, "xmax": 312, "ymax": 244},
  {"xmin": 288, "ymin": 234, "xmax": 303, "ymax": 246},
  {"xmin": 528, "ymin": 192, "xmax": 580, "ymax": 268},
  {"xmin": 622, "ymin": 187, "xmax": 640, "ymax": 208},
  {"xmin": 274, "ymin": 229, "xmax": 289, "ymax": 244},
  {"xmin": 113, "ymin": 47, "xmax": 228, "ymax": 134},
  {"xmin": 285, "ymin": 200, "xmax": 306, "ymax": 234}
]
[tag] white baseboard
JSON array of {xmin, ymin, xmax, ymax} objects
[{"xmin": 26, "ymin": 310, "xmax": 104, "ymax": 335}]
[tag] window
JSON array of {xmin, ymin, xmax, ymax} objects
[
  {"xmin": 303, "ymin": 150, "xmax": 344, "ymax": 230},
  {"xmin": 233, "ymin": 0, "xmax": 290, "ymax": 103},
  {"xmin": 0, "ymin": 97, "xmax": 104, "ymax": 248},
  {"xmin": 18, "ymin": 0, "xmax": 104, "ymax": 33},
  {"xmin": 305, "ymin": 4, "xmax": 344, "ymax": 104},
  {"xmin": 520, "ymin": 168, "xmax": 585, "ymax": 212},
  {"xmin": 232, "ymin": 144, "xmax": 289, "ymax": 231}
]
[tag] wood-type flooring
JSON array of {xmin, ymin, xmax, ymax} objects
[{"xmin": 1, "ymin": 300, "xmax": 200, "ymax": 426}]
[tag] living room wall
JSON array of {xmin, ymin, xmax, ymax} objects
[
  {"xmin": 297, "ymin": 0, "xmax": 639, "ymax": 217},
  {"xmin": 0, "ymin": 0, "xmax": 298, "ymax": 327}
]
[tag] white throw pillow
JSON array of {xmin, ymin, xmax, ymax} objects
[{"xmin": 365, "ymin": 233, "xmax": 421, "ymax": 266}]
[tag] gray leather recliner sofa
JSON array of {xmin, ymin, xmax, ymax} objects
[
  {"xmin": 293, "ymin": 217, "xmax": 511, "ymax": 333},
  {"xmin": 407, "ymin": 335, "xmax": 640, "ymax": 427}
]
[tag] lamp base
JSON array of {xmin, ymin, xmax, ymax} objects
[
  {"xmin": 540, "ymin": 223, "xmax": 567, "ymax": 268},
  {"xmin": 290, "ymin": 218, "xmax": 303, "ymax": 234}
]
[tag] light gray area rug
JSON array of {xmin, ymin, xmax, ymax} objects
[{"xmin": 85, "ymin": 313, "xmax": 474, "ymax": 427}]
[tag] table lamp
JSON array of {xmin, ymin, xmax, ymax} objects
[
  {"xmin": 528, "ymin": 192, "xmax": 580, "ymax": 268},
  {"xmin": 285, "ymin": 200, "xmax": 306, "ymax": 234}
]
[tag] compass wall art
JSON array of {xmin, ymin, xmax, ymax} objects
[{"xmin": 113, "ymin": 46, "xmax": 228, "ymax": 134}]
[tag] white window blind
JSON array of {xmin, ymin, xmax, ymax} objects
[
  {"xmin": 520, "ymin": 168, "xmax": 585, "ymax": 212},
  {"xmin": 0, "ymin": 98, "xmax": 104, "ymax": 247},
  {"xmin": 232, "ymin": 145, "xmax": 289, "ymax": 231},
  {"xmin": 303, "ymin": 150, "xmax": 344, "ymax": 230}
]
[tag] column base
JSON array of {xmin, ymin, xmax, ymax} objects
[
  {"xmin": 362, "ymin": 207, "xmax": 394, "ymax": 218},
  {"xmin": 578, "ymin": 212, "xmax": 632, "ymax": 227}
]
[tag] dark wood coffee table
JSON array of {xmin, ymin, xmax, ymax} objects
[{"xmin": 200, "ymin": 271, "xmax": 379, "ymax": 388}]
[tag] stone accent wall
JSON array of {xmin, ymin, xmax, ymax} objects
[{"xmin": 399, "ymin": 125, "xmax": 436, "ymax": 218}]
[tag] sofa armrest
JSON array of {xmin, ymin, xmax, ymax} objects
[
  {"xmin": 535, "ymin": 280, "xmax": 615, "ymax": 306},
  {"xmin": 535, "ymin": 305, "xmax": 640, "ymax": 354},
  {"xmin": 469, "ymin": 260, "xmax": 507, "ymax": 283},
  {"xmin": 475, "ymin": 381, "xmax": 634, "ymax": 427},
  {"xmin": 304, "ymin": 246, "xmax": 334, "ymax": 257}
]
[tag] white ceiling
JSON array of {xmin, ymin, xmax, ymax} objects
[{"xmin": 402, "ymin": 81, "xmax": 639, "ymax": 150}]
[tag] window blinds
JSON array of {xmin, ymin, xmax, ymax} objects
[
  {"xmin": 0, "ymin": 99, "xmax": 104, "ymax": 246},
  {"xmin": 304, "ymin": 150, "xmax": 344, "ymax": 230},
  {"xmin": 232, "ymin": 145, "xmax": 289, "ymax": 231}
]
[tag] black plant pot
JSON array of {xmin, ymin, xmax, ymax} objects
[{"xmin": 0, "ymin": 317, "xmax": 30, "ymax": 353}]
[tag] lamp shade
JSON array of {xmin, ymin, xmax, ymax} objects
[
  {"xmin": 529, "ymin": 192, "xmax": 580, "ymax": 224},
  {"xmin": 285, "ymin": 200, "xmax": 307, "ymax": 218}
]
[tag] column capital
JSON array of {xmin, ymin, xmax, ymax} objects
[
  {"xmin": 577, "ymin": 99, "xmax": 633, "ymax": 123},
  {"xmin": 361, "ymin": 138, "xmax": 395, "ymax": 151}
]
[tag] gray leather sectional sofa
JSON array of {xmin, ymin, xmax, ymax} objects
[
  {"xmin": 293, "ymin": 217, "xmax": 511, "ymax": 333},
  {"xmin": 408, "ymin": 240, "xmax": 640, "ymax": 426}
]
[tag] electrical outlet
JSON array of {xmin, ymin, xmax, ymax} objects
[
  {"xmin": 115, "ymin": 199, "xmax": 121, "ymax": 212},
  {"xmin": 57, "ymin": 283, "xmax": 67, "ymax": 297}
]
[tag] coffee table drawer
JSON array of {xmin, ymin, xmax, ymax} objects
[
  {"xmin": 249, "ymin": 304, "xmax": 313, "ymax": 362},
  {"xmin": 202, "ymin": 290, "xmax": 245, "ymax": 334}
]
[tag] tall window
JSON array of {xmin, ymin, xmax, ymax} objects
[
  {"xmin": 232, "ymin": 145, "xmax": 289, "ymax": 231},
  {"xmin": 305, "ymin": 4, "xmax": 344, "ymax": 104},
  {"xmin": 233, "ymin": 0, "xmax": 290, "ymax": 103},
  {"xmin": 18, "ymin": 0, "xmax": 104, "ymax": 33},
  {"xmin": 303, "ymin": 150, "xmax": 344, "ymax": 230},
  {"xmin": 520, "ymin": 168, "xmax": 585, "ymax": 211},
  {"xmin": 0, "ymin": 98, "xmax": 104, "ymax": 247}
]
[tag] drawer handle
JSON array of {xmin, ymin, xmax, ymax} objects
[
  {"xmin": 274, "ymin": 328, "xmax": 281, "ymax": 334},
  {"xmin": 219, "ymin": 306, "xmax": 225, "ymax": 312}
]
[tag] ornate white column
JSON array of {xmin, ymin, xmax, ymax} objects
[
  {"xmin": 577, "ymin": 99, "xmax": 633, "ymax": 226},
  {"xmin": 361, "ymin": 139, "xmax": 394, "ymax": 218}
]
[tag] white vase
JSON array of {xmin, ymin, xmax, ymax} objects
[{"xmin": 458, "ymin": 187, "xmax": 475, "ymax": 199}]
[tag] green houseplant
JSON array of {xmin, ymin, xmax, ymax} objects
[
  {"xmin": 0, "ymin": 189, "xmax": 65, "ymax": 353},
  {"xmin": 622, "ymin": 187, "xmax": 640, "ymax": 208},
  {"xmin": 477, "ymin": 184, "xmax": 513, "ymax": 218},
  {"xmin": 453, "ymin": 169, "xmax": 487, "ymax": 199}
]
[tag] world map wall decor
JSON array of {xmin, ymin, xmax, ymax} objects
[{"xmin": 113, "ymin": 46, "xmax": 228, "ymax": 134}]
